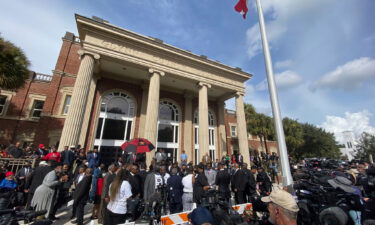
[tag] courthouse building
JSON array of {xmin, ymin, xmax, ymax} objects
[{"xmin": 0, "ymin": 15, "xmax": 277, "ymax": 165}]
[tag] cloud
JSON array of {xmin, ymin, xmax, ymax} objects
[
  {"xmin": 256, "ymin": 70, "xmax": 302, "ymax": 91},
  {"xmin": 246, "ymin": 0, "xmax": 334, "ymax": 59},
  {"xmin": 275, "ymin": 59, "xmax": 293, "ymax": 69},
  {"xmin": 313, "ymin": 57, "xmax": 375, "ymax": 90},
  {"xmin": 320, "ymin": 110, "xmax": 375, "ymax": 143}
]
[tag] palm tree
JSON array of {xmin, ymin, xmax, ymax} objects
[{"xmin": 0, "ymin": 36, "xmax": 30, "ymax": 89}]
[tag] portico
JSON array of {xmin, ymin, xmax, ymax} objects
[{"xmin": 58, "ymin": 14, "xmax": 252, "ymax": 165}]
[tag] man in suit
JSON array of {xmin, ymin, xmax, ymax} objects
[
  {"xmin": 257, "ymin": 167, "xmax": 272, "ymax": 196},
  {"xmin": 232, "ymin": 164, "xmax": 249, "ymax": 204},
  {"xmin": 137, "ymin": 162, "xmax": 148, "ymax": 199},
  {"xmin": 16, "ymin": 161, "xmax": 33, "ymax": 190},
  {"xmin": 128, "ymin": 164, "xmax": 141, "ymax": 197},
  {"xmin": 87, "ymin": 149, "xmax": 100, "ymax": 169},
  {"xmin": 215, "ymin": 163, "xmax": 231, "ymax": 202},
  {"xmin": 24, "ymin": 161, "xmax": 52, "ymax": 209},
  {"xmin": 167, "ymin": 168, "xmax": 183, "ymax": 213},
  {"xmin": 243, "ymin": 163, "xmax": 257, "ymax": 200},
  {"xmin": 72, "ymin": 168, "xmax": 92, "ymax": 225},
  {"xmin": 61, "ymin": 146, "xmax": 75, "ymax": 168}
]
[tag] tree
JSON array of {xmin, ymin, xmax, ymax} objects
[
  {"xmin": 354, "ymin": 132, "xmax": 375, "ymax": 161},
  {"xmin": 282, "ymin": 117, "xmax": 304, "ymax": 158},
  {"xmin": 294, "ymin": 123, "xmax": 341, "ymax": 160},
  {"xmin": 0, "ymin": 36, "xmax": 30, "ymax": 89}
]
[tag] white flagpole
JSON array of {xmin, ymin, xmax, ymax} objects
[{"xmin": 254, "ymin": 0, "xmax": 293, "ymax": 186}]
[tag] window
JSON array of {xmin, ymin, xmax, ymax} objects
[
  {"xmin": 62, "ymin": 95, "xmax": 71, "ymax": 115},
  {"xmin": 0, "ymin": 95, "xmax": 6, "ymax": 115},
  {"xmin": 231, "ymin": 126, "xmax": 237, "ymax": 137},
  {"xmin": 31, "ymin": 100, "xmax": 44, "ymax": 118}
]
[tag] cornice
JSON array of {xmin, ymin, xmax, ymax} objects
[{"xmin": 75, "ymin": 14, "xmax": 252, "ymax": 81}]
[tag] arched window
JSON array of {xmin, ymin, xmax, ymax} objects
[
  {"xmin": 194, "ymin": 110, "xmax": 217, "ymax": 164},
  {"xmin": 94, "ymin": 91, "xmax": 136, "ymax": 165},
  {"xmin": 157, "ymin": 100, "xmax": 180, "ymax": 163}
]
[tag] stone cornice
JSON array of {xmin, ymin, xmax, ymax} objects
[
  {"xmin": 75, "ymin": 14, "xmax": 251, "ymax": 83},
  {"xmin": 82, "ymin": 40, "xmax": 246, "ymax": 93}
]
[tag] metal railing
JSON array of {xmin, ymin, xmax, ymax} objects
[{"xmin": 0, "ymin": 157, "xmax": 39, "ymax": 173}]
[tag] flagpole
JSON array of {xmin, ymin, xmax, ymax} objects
[{"xmin": 254, "ymin": 0, "xmax": 293, "ymax": 186}]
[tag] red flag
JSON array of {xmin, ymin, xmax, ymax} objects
[{"xmin": 234, "ymin": 0, "xmax": 248, "ymax": 19}]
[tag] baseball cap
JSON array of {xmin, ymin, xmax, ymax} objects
[
  {"xmin": 38, "ymin": 144, "xmax": 45, "ymax": 149},
  {"xmin": 5, "ymin": 171, "xmax": 14, "ymax": 177},
  {"xmin": 261, "ymin": 189, "xmax": 299, "ymax": 212}
]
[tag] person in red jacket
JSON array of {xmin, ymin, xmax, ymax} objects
[{"xmin": 42, "ymin": 146, "xmax": 61, "ymax": 162}]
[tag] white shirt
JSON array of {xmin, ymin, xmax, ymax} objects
[
  {"xmin": 77, "ymin": 174, "xmax": 84, "ymax": 183},
  {"xmin": 154, "ymin": 173, "xmax": 170, "ymax": 189},
  {"xmin": 107, "ymin": 181, "xmax": 132, "ymax": 214},
  {"xmin": 182, "ymin": 174, "xmax": 193, "ymax": 193}
]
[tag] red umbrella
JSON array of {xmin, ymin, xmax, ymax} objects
[{"xmin": 121, "ymin": 138, "xmax": 155, "ymax": 154}]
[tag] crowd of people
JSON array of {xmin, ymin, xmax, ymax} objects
[{"xmin": 1, "ymin": 141, "xmax": 375, "ymax": 225}]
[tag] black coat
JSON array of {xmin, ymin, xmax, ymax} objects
[
  {"xmin": 244, "ymin": 169, "xmax": 257, "ymax": 195},
  {"xmin": 233, "ymin": 169, "xmax": 248, "ymax": 191},
  {"xmin": 167, "ymin": 175, "xmax": 183, "ymax": 204},
  {"xmin": 193, "ymin": 173, "xmax": 209, "ymax": 204},
  {"xmin": 73, "ymin": 175, "xmax": 92, "ymax": 202},
  {"xmin": 128, "ymin": 173, "xmax": 141, "ymax": 197},
  {"xmin": 25, "ymin": 166, "xmax": 52, "ymax": 193},
  {"xmin": 215, "ymin": 169, "xmax": 231, "ymax": 198},
  {"xmin": 137, "ymin": 170, "xmax": 148, "ymax": 198},
  {"xmin": 61, "ymin": 150, "xmax": 75, "ymax": 166}
]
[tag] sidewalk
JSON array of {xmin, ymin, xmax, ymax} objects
[{"xmin": 54, "ymin": 204, "xmax": 97, "ymax": 225}]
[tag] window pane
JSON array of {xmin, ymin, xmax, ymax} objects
[
  {"xmin": 157, "ymin": 124, "xmax": 174, "ymax": 142},
  {"xmin": 32, "ymin": 110, "xmax": 42, "ymax": 118},
  {"xmin": 0, "ymin": 95, "xmax": 6, "ymax": 105},
  {"xmin": 194, "ymin": 128, "xmax": 198, "ymax": 144},
  {"xmin": 34, "ymin": 100, "xmax": 44, "ymax": 110},
  {"xmin": 159, "ymin": 105, "xmax": 173, "ymax": 120},
  {"xmin": 63, "ymin": 95, "xmax": 71, "ymax": 114},
  {"xmin": 96, "ymin": 118, "xmax": 103, "ymax": 138},
  {"xmin": 0, "ymin": 106, "xmax": 3, "ymax": 114},
  {"xmin": 107, "ymin": 97, "xmax": 129, "ymax": 115},
  {"xmin": 212, "ymin": 130, "xmax": 215, "ymax": 144},
  {"xmin": 126, "ymin": 121, "xmax": 132, "ymax": 140},
  {"xmin": 102, "ymin": 119, "xmax": 126, "ymax": 139}
]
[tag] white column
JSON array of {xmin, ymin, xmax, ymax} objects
[
  {"xmin": 235, "ymin": 92, "xmax": 250, "ymax": 165},
  {"xmin": 59, "ymin": 50, "xmax": 100, "ymax": 151},
  {"xmin": 217, "ymin": 101, "xmax": 227, "ymax": 158},
  {"xmin": 183, "ymin": 92, "xmax": 193, "ymax": 163},
  {"xmin": 138, "ymin": 83, "xmax": 149, "ymax": 137},
  {"xmin": 198, "ymin": 82, "xmax": 211, "ymax": 162},
  {"xmin": 144, "ymin": 69, "xmax": 165, "ymax": 166},
  {"xmin": 79, "ymin": 75, "xmax": 98, "ymax": 146}
]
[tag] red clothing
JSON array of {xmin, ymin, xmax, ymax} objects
[
  {"xmin": 42, "ymin": 152, "xmax": 61, "ymax": 162},
  {"xmin": 231, "ymin": 155, "xmax": 237, "ymax": 164},
  {"xmin": 96, "ymin": 178, "xmax": 103, "ymax": 196}
]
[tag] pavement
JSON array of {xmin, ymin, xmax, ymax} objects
[{"xmin": 54, "ymin": 204, "xmax": 97, "ymax": 225}]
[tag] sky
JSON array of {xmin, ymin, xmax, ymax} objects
[{"xmin": 1, "ymin": 0, "xmax": 374, "ymax": 142}]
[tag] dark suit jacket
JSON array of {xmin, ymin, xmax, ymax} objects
[
  {"xmin": 128, "ymin": 173, "xmax": 141, "ymax": 197},
  {"xmin": 87, "ymin": 153, "xmax": 100, "ymax": 168},
  {"xmin": 25, "ymin": 166, "xmax": 52, "ymax": 193},
  {"xmin": 215, "ymin": 169, "xmax": 231, "ymax": 195},
  {"xmin": 137, "ymin": 170, "xmax": 148, "ymax": 198},
  {"xmin": 233, "ymin": 169, "xmax": 248, "ymax": 191},
  {"xmin": 61, "ymin": 150, "xmax": 75, "ymax": 166},
  {"xmin": 244, "ymin": 169, "xmax": 256, "ymax": 195},
  {"xmin": 167, "ymin": 175, "xmax": 183, "ymax": 203},
  {"xmin": 73, "ymin": 175, "xmax": 92, "ymax": 202}
]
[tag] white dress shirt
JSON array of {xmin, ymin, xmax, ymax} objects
[
  {"xmin": 182, "ymin": 174, "xmax": 193, "ymax": 193},
  {"xmin": 107, "ymin": 181, "xmax": 132, "ymax": 214}
]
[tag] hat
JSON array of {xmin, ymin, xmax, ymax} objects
[
  {"xmin": 188, "ymin": 207, "xmax": 215, "ymax": 225},
  {"xmin": 69, "ymin": 145, "xmax": 76, "ymax": 149},
  {"xmin": 197, "ymin": 163, "xmax": 205, "ymax": 169},
  {"xmin": 261, "ymin": 189, "xmax": 299, "ymax": 212},
  {"xmin": 39, "ymin": 161, "xmax": 48, "ymax": 166},
  {"xmin": 328, "ymin": 176, "xmax": 356, "ymax": 193},
  {"xmin": 38, "ymin": 144, "xmax": 45, "ymax": 149},
  {"xmin": 5, "ymin": 171, "xmax": 14, "ymax": 177}
]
